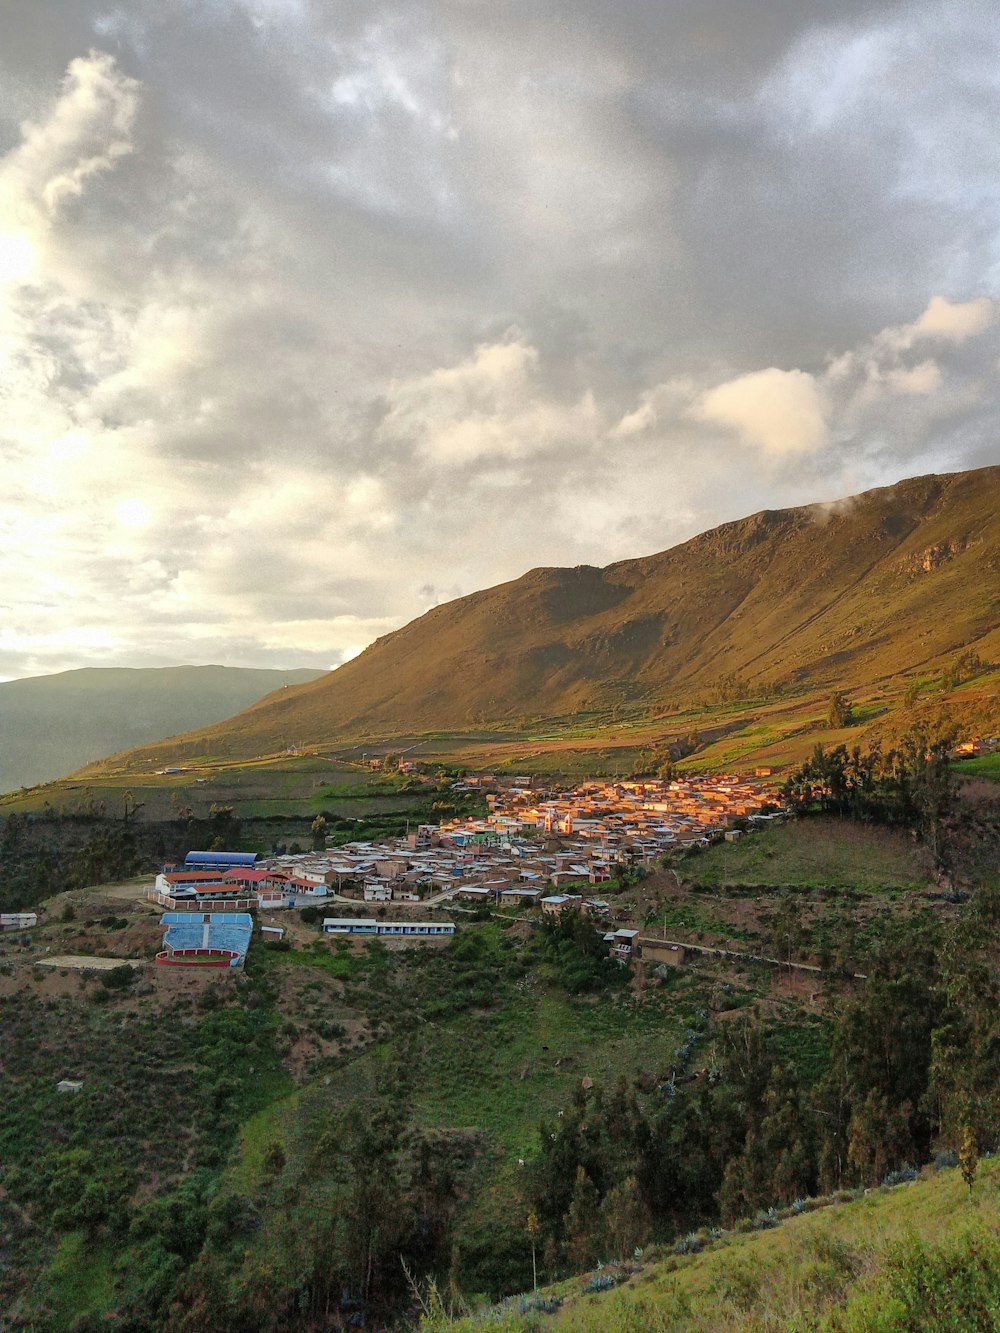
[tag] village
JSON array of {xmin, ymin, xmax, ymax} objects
[{"xmin": 141, "ymin": 773, "xmax": 783, "ymax": 968}]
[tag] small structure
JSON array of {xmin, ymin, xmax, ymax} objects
[
  {"xmin": 363, "ymin": 882, "xmax": 393, "ymax": 902},
  {"xmin": 608, "ymin": 928, "xmax": 639, "ymax": 962},
  {"xmin": 540, "ymin": 894, "xmax": 583, "ymax": 915},
  {"xmin": 0, "ymin": 912, "xmax": 37, "ymax": 931},
  {"xmin": 56, "ymin": 1079, "xmax": 84, "ymax": 1094},
  {"xmin": 322, "ymin": 918, "xmax": 455, "ymax": 938},
  {"xmin": 260, "ymin": 925, "xmax": 285, "ymax": 940}
]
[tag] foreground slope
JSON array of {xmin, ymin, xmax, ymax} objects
[
  {"xmin": 88, "ymin": 467, "xmax": 1000, "ymax": 771},
  {"xmin": 432, "ymin": 1161, "xmax": 1000, "ymax": 1332},
  {"xmin": 0, "ymin": 665, "xmax": 323, "ymax": 793}
]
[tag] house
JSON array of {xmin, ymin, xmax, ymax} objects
[
  {"xmin": 155, "ymin": 870, "xmax": 226, "ymax": 895},
  {"xmin": 0, "ymin": 912, "xmax": 37, "ymax": 930},
  {"xmin": 456, "ymin": 885, "xmax": 493, "ymax": 902},
  {"xmin": 285, "ymin": 877, "xmax": 329, "ymax": 898},
  {"xmin": 540, "ymin": 894, "xmax": 583, "ymax": 915},
  {"xmin": 363, "ymin": 882, "xmax": 392, "ymax": 902},
  {"xmin": 499, "ymin": 886, "xmax": 542, "ymax": 905},
  {"xmin": 608, "ymin": 928, "xmax": 639, "ymax": 962}
]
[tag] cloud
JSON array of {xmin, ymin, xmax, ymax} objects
[
  {"xmin": 0, "ymin": 50, "xmax": 139, "ymax": 231},
  {"xmin": 908, "ymin": 295, "xmax": 997, "ymax": 344},
  {"xmin": 377, "ymin": 336, "xmax": 601, "ymax": 465},
  {"xmin": 692, "ymin": 368, "xmax": 829, "ymax": 456},
  {"xmin": 0, "ymin": 7, "xmax": 999, "ymax": 684}
]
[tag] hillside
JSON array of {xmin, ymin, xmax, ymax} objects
[
  {"xmin": 83, "ymin": 467, "xmax": 1000, "ymax": 773},
  {"xmin": 2, "ymin": 807, "xmax": 996, "ymax": 1330},
  {"xmin": 428, "ymin": 1159, "xmax": 1000, "ymax": 1332},
  {"xmin": 0, "ymin": 665, "xmax": 323, "ymax": 794}
]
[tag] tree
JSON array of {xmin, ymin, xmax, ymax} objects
[
  {"xmin": 903, "ymin": 678, "xmax": 922, "ymax": 709},
  {"xmin": 563, "ymin": 1166, "xmax": 602, "ymax": 1271},
  {"xmin": 768, "ymin": 896, "xmax": 803, "ymax": 970},
  {"xmin": 827, "ymin": 692, "xmax": 854, "ymax": 728},
  {"xmin": 310, "ymin": 815, "xmax": 328, "ymax": 851},
  {"xmin": 959, "ymin": 1123, "xmax": 979, "ymax": 1195},
  {"xmin": 600, "ymin": 1176, "xmax": 649, "ymax": 1259}
]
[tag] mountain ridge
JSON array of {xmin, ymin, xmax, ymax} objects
[
  {"xmin": 0, "ymin": 665, "xmax": 324, "ymax": 793},
  {"xmin": 80, "ymin": 466, "xmax": 1000, "ymax": 772}
]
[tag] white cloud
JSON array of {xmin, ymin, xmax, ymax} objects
[
  {"xmin": 908, "ymin": 295, "xmax": 996, "ymax": 344},
  {"xmin": 0, "ymin": 50, "xmax": 139, "ymax": 231},
  {"xmin": 2, "ymin": 14, "xmax": 1000, "ymax": 688},
  {"xmin": 378, "ymin": 336, "xmax": 601, "ymax": 465},
  {"xmin": 692, "ymin": 367, "xmax": 829, "ymax": 456}
]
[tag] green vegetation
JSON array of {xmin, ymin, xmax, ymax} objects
[
  {"xmin": 683, "ymin": 818, "xmax": 931, "ymax": 892},
  {"xmin": 0, "ymin": 969, "xmax": 290, "ymax": 1329},
  {"xmin": 954, "ymin": 749, "xmax": 1000, "ymax": 779},
  {"xmin": 423, "ymin": 1159, "xmax": 1000, "ymax": 1331},
  {"xmin": 0, "ymin": 664, "xmax": 322, "ymax": 795}
]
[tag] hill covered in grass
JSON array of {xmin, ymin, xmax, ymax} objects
[
  {"xmin": 85, "ymin": 466, "xmax": 1000, "ymax": 773},
  {"xmin": 0, "ymin": 665, "xmax": 323, "ymax": 793},
  {"xmin": 425, "ymin": 1158, "xmax": 1000, "ymax": 1332}
]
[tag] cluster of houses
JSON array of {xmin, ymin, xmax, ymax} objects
[{"xmin": 141, "ymin": 774, "xmax": 777, "ymax": 962}]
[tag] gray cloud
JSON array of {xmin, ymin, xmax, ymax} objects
[{"xmin": 0, "ymin": 0, "xmax": 999, "ymax": 681}]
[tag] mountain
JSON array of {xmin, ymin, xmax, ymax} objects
[
  {"xmin": 0, "ymin": 665, "xmax": 324, "ymax": 793},
  {"xmin": 84, "ymin": 467, "xmax": 1000, "ymax": 771}
]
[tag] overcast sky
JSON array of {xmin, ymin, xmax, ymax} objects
[{"xmin": 1, "ymin": 0, "xmax": 999, "ymax": 680}]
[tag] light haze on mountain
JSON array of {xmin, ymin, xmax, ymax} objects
[{"xmin": 0, "ymin": 666, "xmax": 324, "ymax": 793}]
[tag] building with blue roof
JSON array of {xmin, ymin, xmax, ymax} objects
[{"xmin": 184, "ymin": 850, "xmax": 259, "ymax": 871}]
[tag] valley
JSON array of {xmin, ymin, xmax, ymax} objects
[{"xmin": 2, "ymin": 469, "xmax": 999, "ymax": 1331}]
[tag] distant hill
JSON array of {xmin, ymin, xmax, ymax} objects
[
  {"xmin": 0, "ymin": 666, "xmax": 324, "ymax": 793},
  {"xmin": 85, "ymin": 467, "xmax": 1000, "ymax": 772}
]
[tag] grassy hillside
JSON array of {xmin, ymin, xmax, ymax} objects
[
  {"xmin": 80, "ymin": 467, "xmax": 1000, "ymax": 774},
  {"xmin": 425, "ymin": 1158, "xmax": 1000, "ymax": 1332},
  {"xmin": 0, "ymin": 665, "xmax": 323, "ymax": 794},
  {"xmin": 1, "ymin": 807, "xmax": 996, "ymax": 1330}
]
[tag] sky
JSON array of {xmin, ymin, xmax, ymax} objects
[{"xmin": 1, "ymin": 0, "xmax": 999, "ymax": 681}]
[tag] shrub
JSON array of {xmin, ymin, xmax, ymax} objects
[
  {"xmin": 882, "ymin": 1167, "xmax": 918, "ymax": 1187},
  {"xmin": 100, "ymin": 964, "xmax": 137, "ymax": 991}
]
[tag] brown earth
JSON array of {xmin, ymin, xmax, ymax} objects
[{"xmin": 80, "ymin": 466, "xmax": 1000, "ymax": 772}]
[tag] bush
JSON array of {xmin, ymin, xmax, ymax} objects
[
  {"xmin": 100, "ymin": 964, "xmax": 137, "ymax": 991},
  {"xmin": 883, "ymin": 1167, "xmax": 918, "ymax": 1187}
]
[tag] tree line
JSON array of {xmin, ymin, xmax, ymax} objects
[{"xmin": 527, "ymin": 887, "xmax": 999, "ymax": 1276}]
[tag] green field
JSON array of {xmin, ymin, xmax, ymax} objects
[
  {"xmin": 682, "ymin": 818, "xmax": 932, "ymax": 893},
  {"xmin": 954, "ymin": 750, "xmax": 1000, "ymax": 779}
]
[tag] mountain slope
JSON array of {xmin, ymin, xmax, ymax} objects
[
  {"xmin": 0, "ymin": 665, "xmax": 323, "ymax": 793},
  {"xmin": 86, "ymin": 467, "xmax": 1000, "ymax": 770},
  {"xmin": 434, "ymin": 1161, "xmax": 1000, "ymax": 1332}
]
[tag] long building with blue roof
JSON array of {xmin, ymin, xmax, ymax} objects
[{"xmin": 184, "ymin": 850, "xmax": 259, "ymax": 871}]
